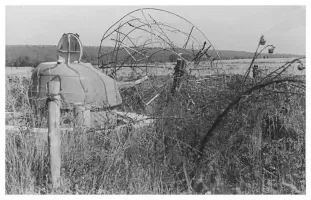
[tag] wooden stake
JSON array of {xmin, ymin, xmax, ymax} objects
[
  {"xmin": 171, "ymin": 59, "xmax": 186, "ymax": 94},
  {"xmin": 47, "ymin": 78, "xmax": 61, "ymax": 189}
]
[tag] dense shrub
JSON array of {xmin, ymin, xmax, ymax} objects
[{"xmin": 5, "ymin": 71, "xmax": 305, "ymax": 194}]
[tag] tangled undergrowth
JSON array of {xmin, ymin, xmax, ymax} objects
[
  {"xmin": 5, "ymin": 61, "xmax": 305, "ymax": 194},
  {"xmin": 152, "ymin": 73, "xmax": 305, "ymax": 194}
]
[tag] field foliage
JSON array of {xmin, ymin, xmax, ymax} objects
[{"xmin": 5, "ymin": 56, "xmax": 306, "ymax": 195}]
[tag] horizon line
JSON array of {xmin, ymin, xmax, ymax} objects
[{"xmin": 5, "ymin": 44, "xmax": 305, "ymax": 56}]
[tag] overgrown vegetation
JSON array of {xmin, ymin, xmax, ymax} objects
[
  {"xmin": 5, "ymin": 32, "xmax": 306, "ymax": 194},
  {"xmin": 5, "ymin": 62, "xmax": 305, "ymax": 194}
]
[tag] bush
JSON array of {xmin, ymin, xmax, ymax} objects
[{"xmin": 5, "ymin": 62, "xmax": 305, "ymax": 194}]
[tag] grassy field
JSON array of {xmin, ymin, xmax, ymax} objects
[
  {"xmin": 6, "ymin": 45, "xmax": 302, "ymax": 67},
  {"xmin": 5, "ymin": 57, "xmax": 306, "ymax": 194},
  {"xmin": 6, "ymin": 67, "xmax": 33, "ymax": 77},
  {"xmin": 6, "ymin": 57, "xmax": 306, "ymax": 78}
]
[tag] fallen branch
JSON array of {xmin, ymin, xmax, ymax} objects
[
  {"xmin": 198, "ymin": 78, "xmax": 304, "ymax": 156},
  {"xmin": 6, "ymin": 126, "xmax": 73, "ymax": 133},
  {"xmin": 146, "ymin": 93, "xmax": 160, "ymax": 106},
  {"xmin": 6, "ymin": 119, "xmax": 153, "ymax": 135},
  {"xmin": 117, "ymin": 76, "xmax": 149, "ymax": 89},
  {"xmin": 6, "ymin": 112, "xmax": 27, "ymax": 119},
  {"xmin": 281, "ymin": 182, "xmax": 303, "ymax": 194}
]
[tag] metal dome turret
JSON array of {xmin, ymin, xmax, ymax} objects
[
  {"xmin": 29, "ymin": 33, "xmax": 122, "ymax": 109},
  {"xmin": 57, "ymin": 33, "xmax": 83, "ymax": 64}
]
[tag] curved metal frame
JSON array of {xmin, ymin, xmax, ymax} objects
[{"xmin": 98, "ymin": 8, "xmax": 222, "ymax": 70}]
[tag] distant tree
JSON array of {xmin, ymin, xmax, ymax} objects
[
  {"xmin": 6, "ymin": 59, "xmax": 13, "ymax": 66},
  {"xmin": 90, "ymin": 54, "xmax": 97, "ymax": 64},
  {"xmin": 82, "ymin": 51, "xmax": 91, "ymax": 62},
  {"xmin": 7, "ymin": 56, "xmax": 41, "ymax": 67},
  {"xmin": 33, "ymin": 59, "xmax": 42, "ymax": 67},
  {"xmin": 44, "ymin": 55, "xmax": 54, "ymax": 62},
  {"xmin": 169, "ymin": 54, "xmax": 178, "ymax": 62},
  {"xmin": 182, "ymin": 53, "xmax": 192, "ymax": 61},
  {"xmin": 169, "ymin": 53, "xmax": 193, "ymax": 62}
]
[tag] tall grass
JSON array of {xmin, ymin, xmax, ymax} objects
[{"xmin": 5, "ymin": 65, "xmax": 305, "ymax": 194}]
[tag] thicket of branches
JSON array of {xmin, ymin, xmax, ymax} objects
[
  {"xmin": 144, "ymin": 35, "xmax": 306, "ymax": 194},
  {"xmin": 5, "ymin": 54, "xmax": 305, "ymax": 195}
]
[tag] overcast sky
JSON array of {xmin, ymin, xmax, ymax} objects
[{"xmin": 5, "ymin": 5, "xmax": 306, "ymax": 55}]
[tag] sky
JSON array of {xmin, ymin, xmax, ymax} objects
[{"xmin": 5, "ymin": 5, "xmax": 306, "ymax": 55}]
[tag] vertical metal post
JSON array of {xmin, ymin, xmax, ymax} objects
[{"xmin": 47, "ymin": 78, "xmax": 61, "ymax": 189}]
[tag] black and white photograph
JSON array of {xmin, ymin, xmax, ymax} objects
[{"xmin": 4, "ymin": 3, "xmax": 306, "ymax": 195}]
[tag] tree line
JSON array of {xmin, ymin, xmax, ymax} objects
[
  {"xmin": 5, "ymin": 48, "xmax": 297, "ymax": 67},
  {"xmin": 6, "ymin": 56, "xmax": 42, "ymax": 67}
]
